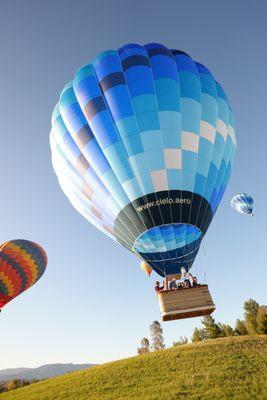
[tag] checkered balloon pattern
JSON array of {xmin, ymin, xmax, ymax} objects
[
  {"xmin": 0, "ymin": 240, "xmax": 47, "ymax": 308},
  {"xmin": 51, "ymin": 43, "xmax": 236, "ymax": 277}
]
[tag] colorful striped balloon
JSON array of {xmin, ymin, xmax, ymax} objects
[
  {"xmin": 51, "ymin": 43, "xmax": 236, "ymax": 277},
  {"xmin": 0, "ymin": 240, "xmax": 47, "ymax": 309}
]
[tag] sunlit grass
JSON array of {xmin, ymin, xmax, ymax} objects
[{"xmin": 1, "ymin": 336, "xmax": 266, "ymax": 400}]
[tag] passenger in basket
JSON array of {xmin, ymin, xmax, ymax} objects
[
  {"xmin": 154, "ymin": 281, "xmax": 164, "ymax": 293},
  {"xmin": 180, "ymin": 267, "xmax": 194, "ymax": 287},
  {"xmin": 184, "ymin": 280, "xmax": 190, "ymax": 288},
  {"xmin": 193, "ymin": 276, "xmax": 198, "ymax": 287},
  {"xmin": 169, "ymin": 278, "xmax": 177, "ymax": 290},
  {"xmin": 188, "ymin": 272, "xmax": 194, "ymax": 287},
  {"xmin": 163, "ymin": 278, "xmax": 168, "ymax": 291}
]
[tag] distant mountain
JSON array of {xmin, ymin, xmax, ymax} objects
[
  {"xmin": 0, "ymin": 363, "xmax": 95, "ymax": 381},
  {"xmin": 0, "ymin": 337, "xmax": 265, "ymax": 400}
]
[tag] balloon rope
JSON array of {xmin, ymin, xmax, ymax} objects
[{"xmin": 202, "ymin": 240, "xmax": 208, "ymax": 284}]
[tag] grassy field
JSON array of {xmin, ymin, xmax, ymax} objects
[{"xmin": 1, "ymin": 336, "xmax": 266, "ymax": 400}]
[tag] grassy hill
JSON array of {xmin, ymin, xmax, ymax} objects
[{"xmin": 1, "ymin": 336, "xmax": 266, "ymax": 400}]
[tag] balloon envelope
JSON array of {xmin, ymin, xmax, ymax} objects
[
  {"xmin": 231, "ymin": 193, "xmax": 253, "ymax": 215},
  {"xmin": 0, "ymin": 240, "xmax": 47, "ymax": 308},
  {"xmin": 51, "ymin": 43, "xmax": 236, "ymax": 277}
]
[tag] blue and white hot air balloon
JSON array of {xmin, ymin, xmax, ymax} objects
[
  {"xmin": 231, "ymin": 193, "xmax": 253, "ymax": 216},
  {"xmin": 50, "ymin": 43, "xmax": 236, "ymax": 279}
]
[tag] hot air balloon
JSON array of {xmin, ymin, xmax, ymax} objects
[
  {"xmin": 51, "ymin": 43, "xmax": 236, "ymax": 320},
  {"xmin": 231, "ymin": 193, "xmax": 253, "ymax": 216},
  {"xmin": 140, "ymin": 261, "xmax": 153, "ymax": 277},
  {"xmin": 0, "ymin": 240, "xmax": 47, "ymax": 310}
]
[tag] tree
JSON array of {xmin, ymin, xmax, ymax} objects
[
  {"xmin": 150, "ymin": 320, "xmax": 165, "ymax": 351},
  {"xmin": 244, "ymin": 299, "xmax": 259, "ymax": 334},
  {"xmin": 256, "ymin": 306, "xmax": 267, "ymax": 334},
  {"xmin": 235, "ymin": 319, "xmax": 248, "ymax": 336},
  {"xmin": 218, "ymin": 323, "xmax": 235, "ymax": 337},
  {"xmin": 137, "ymin": 337, "xmax": 150, "ymax": 355},
  {"xmin": 6, "ymin": 379, "xmax": 22, "ymax": 391},
  {"xmin": 191, "ymin": 327, "xmax": 206, "ymax": 342},
  {"xmin": 201, "ymin": 315, "xmax": 223, "ymax": 339},
  {"xmin": 173, "ymin": 336, "xmax": 188, "ymax": 346}
]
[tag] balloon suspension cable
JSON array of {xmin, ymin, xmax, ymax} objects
[{"xmin": 202, "ymin": 240, "xmax": 208, "ymax": 284}]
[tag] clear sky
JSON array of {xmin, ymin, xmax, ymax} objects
[{"xmin": 0, "ymin": 0, "xmax": 266, "ymax": 369}]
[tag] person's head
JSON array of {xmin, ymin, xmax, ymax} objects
[
  {"xmin": 193, "ymin": 276, "xmax": 197, "ymax": 282},
  {"xmin": 155, "ymin": 281, "xmax": 160, "ymax": 287}
]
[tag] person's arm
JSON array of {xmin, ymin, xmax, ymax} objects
[{"xmin": 188, "ymin": 273, "xmax": 193, "ymax": 286}]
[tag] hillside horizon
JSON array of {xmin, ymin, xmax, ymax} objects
[
  {"xmin": 0, "ymin": 363, "xmax": 95, "ymax": 381},
  {"xmin": 1, "ymin": 336, "xmax": 266, "ymax": 400}
]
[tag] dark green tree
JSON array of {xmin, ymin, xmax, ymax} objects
[
  {"xmin": 256, "ymin": 306, "xmax": 267, "ymax": 334},
  {"xmin": 137, "ymin": 337, "xmax": 150, "ymax": 355},
  {"xmin": 173, "ymin": 336, "xmax": 188, "ymax": 346},
  {"xmin": 6, "ymin": 379, "xmax": 22, "ymax": 391},
  {"xmin": 218, "ymin": 323, "xmax": 235, "ymax": 337},
  {"xmin": 150, "ymin": 321, "xmax": 165, "ymax": 351},
  {"xmin": 201, "ymin": 315, "xmax": 223, "ymax": 339},
  {"xmin": 235, "ymin": 319, "xmax": 248, "ymax": 336},
  {"xmin": 21, "ymin": 380, "xmax": 30, "ymax": 387},
  {"xmin": 191, "ymin": 327, "xmax": 206, "ymax": 342},
  {"xmin": 244, "ymin": 299, "xmax": 259, "ymax": 334}
]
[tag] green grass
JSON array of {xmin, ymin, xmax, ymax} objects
[{"xmin": 1, "ymin": 336, "xmax": 266, "ymax": 400}]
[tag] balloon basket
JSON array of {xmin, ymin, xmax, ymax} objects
[{"xmin": 157, "ymin": 285, "xmax": 215, "ymax": 321}]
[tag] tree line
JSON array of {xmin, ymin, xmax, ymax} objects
[
  {"xmin": 0, "ymin": 379, "xmax": 41, "ymax": 393},
  {"xmin": 191, "ymin": 298, "xmax": 267, "ymax": 343},
  {"xmin": 137, "ymin": 298, "xmax": 267, "ymax": 353}
]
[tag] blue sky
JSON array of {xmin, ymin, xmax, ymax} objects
[{"xmin": 0, "ymin": 0, "xmax": 266, "ymax": 368}]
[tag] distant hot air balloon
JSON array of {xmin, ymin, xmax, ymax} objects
[
  {"xmin": 140, "ymin": 261, "xmax": 153, "ymax": 277},
  {"xmin": 51, "ymin": 43, "xmax": 236, "ymax": 320},
  {"xmin": 0, "ymin": 240, "xmax": 47, "ymax": 310},
  {"xmin": 231, "ymin": 193, "xmax": 253, "ymax": 216}
]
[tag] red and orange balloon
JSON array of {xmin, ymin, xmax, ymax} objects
[{"xmin": 0, "ymin": 240, "xmax": 47, "ymax": 309}]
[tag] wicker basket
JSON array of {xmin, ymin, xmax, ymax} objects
[{"xmin": 157, "ymin": 285, "xmax": 215, "ymax": 321}]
